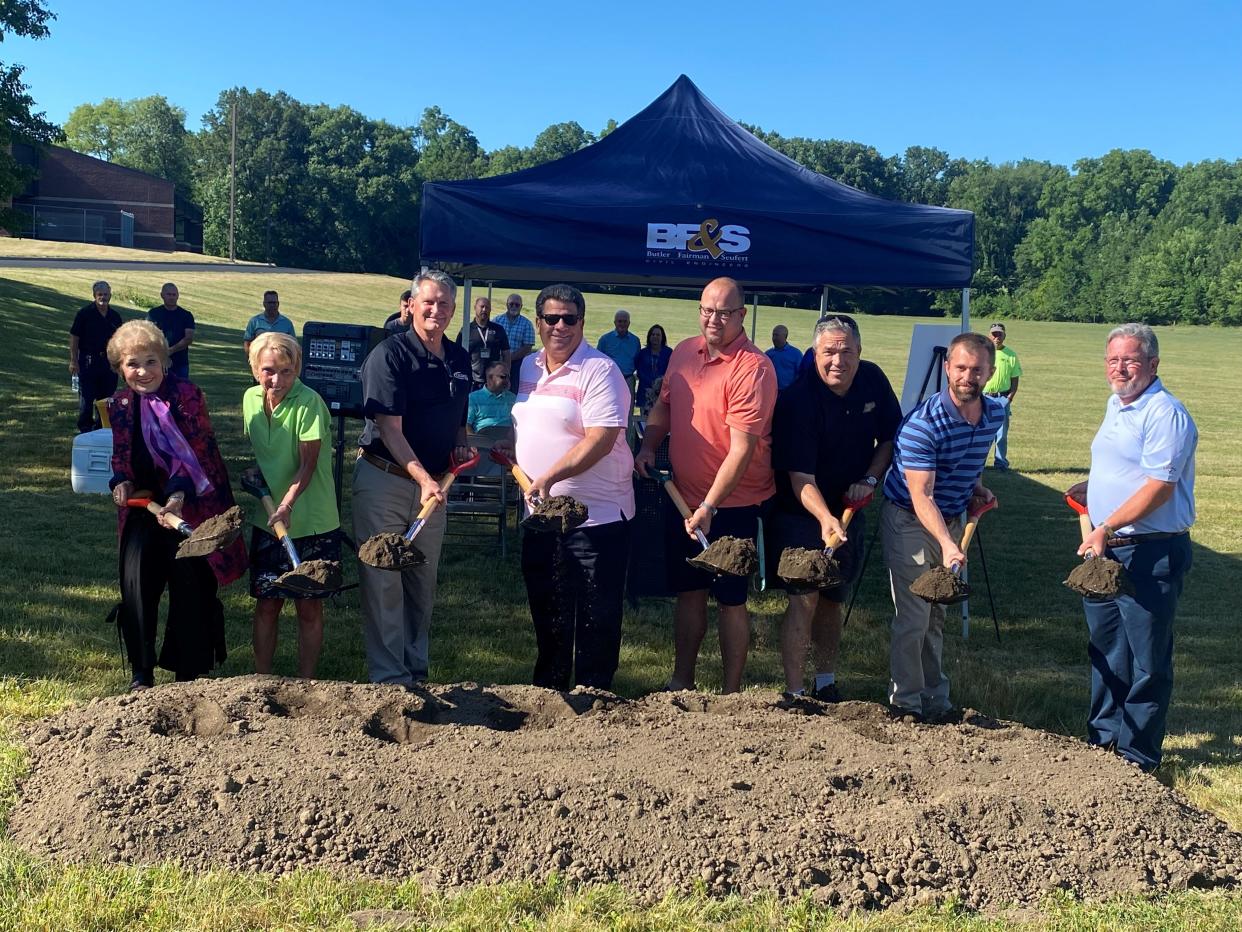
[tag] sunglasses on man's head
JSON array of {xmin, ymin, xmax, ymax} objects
[{"xmin": 539, "ymin": 313, "xmax": 580, "ymax": 327}]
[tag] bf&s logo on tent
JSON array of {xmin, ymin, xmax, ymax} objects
[{"xmin": 644, "ymin": 219, "xmax": 751, "ymax": 267}]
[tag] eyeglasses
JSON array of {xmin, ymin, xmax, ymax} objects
[
  {"xmin": 539, "ymin": 313, "xmax": 580, "ymax": 327},
  {"xmin": 699, "ymin": 305, "xmax": 745, "ymax": 321},
  {"xmin": 506, "ymin": 302, "xmax": 520, "ymax": 308},
  {"xmin": 1106, "ymin": 356, "xmax": 1145, "ymax": 370}
]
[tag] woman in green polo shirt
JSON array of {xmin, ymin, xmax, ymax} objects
[{"xmin": 243, "ymin": 332, "xmax": 340, "ymax": 678}]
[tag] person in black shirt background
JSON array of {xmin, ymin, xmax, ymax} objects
[{"xmin": 69, "ymin": 280, "xmax": 123, "ymax": 432}]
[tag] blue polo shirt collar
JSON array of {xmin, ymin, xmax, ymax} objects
[{"xmin": 1112, "ymin": 377, "xmax": 1164, "ymax": 412}]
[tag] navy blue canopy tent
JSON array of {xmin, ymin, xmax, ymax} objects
[{"xmin": 419, "ymin": 75, "xmax": 974, "ymax": 298}]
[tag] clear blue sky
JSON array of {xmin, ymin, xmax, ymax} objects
[{"xmin": 11, "ymin": 0, "xmax": 1242, "ymax": 167}]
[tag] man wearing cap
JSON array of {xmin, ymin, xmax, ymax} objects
[
  {"xmin": 496, "ymin": 293, "xmax": 535, "ymax": 389},
  {"xmin": 1066, "ymin": 323, "xmax": 1196, "ymax": 772},
  {"xmin": 983, "ymin": 323, "xmax": 1022, "ymax": 471},
  {"xmin": 636, "ymin": 277, "xmax": 777, "ymax": 694},
  {"xmin": 597, "ymin": 309, "xmax": 641, "ymax": 395},
  {"xmin": 771, "ymin": 314, "xmax": 901, "ymax": 701},
  {"xmin": 882, "ymin": 332, "xmax": 1003, "ymax": 723}
]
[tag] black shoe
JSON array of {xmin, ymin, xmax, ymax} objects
[
  {"xmin": 811, "ymin": 682, "xmax": 842, "ymax": 703},
  {"xmin": 886, "ymin": 704, "xmax": 924, "ymax": 725},
  {"xmin": 925, "ymin": 706, "xmax": 962, "ymax": 725}
]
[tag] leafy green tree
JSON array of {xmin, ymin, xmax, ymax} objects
[
  {"xmin": 0, "ymin": 0, "xmax": 58, "ymax": 227},
  {"xmin": 64, "ymin": 95, "xmax": 193, "ymax": 191},
  {"xmin": 530, "ymin": 121, "xmax": 595, "ymax": 163},
  {"xmin": 743, "ymin": 125, "xmax": 902, "ymax": 199},
  {"xmin": 899, "ymin": 145, "xmax": 966, "ymax": 206},
  {"xmin": 415, "ymin": 106, "xmax": 485, "ymax": 181}
]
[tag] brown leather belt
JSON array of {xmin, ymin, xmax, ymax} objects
[
  {"xmin": 357, "ymin": 449, "xmax": 417, "ymax": 484},
  {"xmin": 1106, "ymin": 530, "xmax": 1188, "ymax": 549}
]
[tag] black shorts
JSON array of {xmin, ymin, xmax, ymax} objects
[
  {"xmin": 663, "ymin": 498, "xmax": 761, "ymax": 607},
  {"xmin": 765, "ymin": 508, "xmax": 866, "ymax": 602},
  {"xmin": 248, "ymin": 527, "xmax": 341, "ymax": 600}
]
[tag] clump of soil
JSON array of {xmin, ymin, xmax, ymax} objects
[
  {"xmin": 11, "ymin": 678, "xmax": 1241, "ymax": 912},
  {"xmin": 525, "ymin": 496, "xmax": 589, "ymax": 534},
  {"xmin": 777, "ymin": 547, "xmax": 841, "ymax": 588},
  {"xmin": 690, "ymin": 536, "xmax": 757, "ymax": 576},
  {"xmin": 277, "ymin": 559, "xmax": 342, "ymax": 592},
  {"xmin": 1064, "ymin": 556, "xmax": 1125, "ymax": 599},
  {"xmin": 359, "ymin": 532, "xmax": 425, "ymax": 570},
  {"xmin": 176, "ymin": 506, "xmax": 244, "ymax": 559},
  {"xmin": 910, "ymin": 565, "xmax": 970, "ymax": 604}
]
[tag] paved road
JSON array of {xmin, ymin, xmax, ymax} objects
[{"xmin": 0, "ymin": 257, "xmax": 331, "ymax": 274}]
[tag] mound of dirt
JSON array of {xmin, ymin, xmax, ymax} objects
[
  {"xmin": 358, "ymin": 532, "xmax": 424, "ymax": 569},
  {"xmin": 177, "ymin": 506, "xmax": 244, "ymax": 558},
  {"xmin": 11, "ymin": 678, "xmax": 1241, "ymax": 912},
  {"xmin": 691, "ymin": 536, "xmax": 757, "ymax": 577},
  {"xmin": 1064, "ymin": 556, "xmax": 1126, "ymax": 599},
  {"xmin": 526, "ymin": 496, "xmax": 588, "ymax": 534},
  {"xmin": 777, "ymin": 547, "xmax": 841, "ymax": 588}
]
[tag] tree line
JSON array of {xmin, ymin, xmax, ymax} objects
[{"xmin": 2, "ymin": 14, "xmax": 1236, "ymax": 327}]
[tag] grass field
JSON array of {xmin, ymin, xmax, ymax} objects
[{"xmin": 0, "ymin": 249, "xmax": 1239, "ymax": 929}]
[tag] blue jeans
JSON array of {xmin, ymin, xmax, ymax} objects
[
  {"xmin": 991, "ymin": 395, "xmax": 1011, "ymax": 468},
  {"xmin": 1081, "ymin": 534, "xmax": 1191, "ymax": 770}
]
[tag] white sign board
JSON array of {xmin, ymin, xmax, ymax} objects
[{"xmin": 899, "ymin": 325, "xmax": 963, "ymax": 414}]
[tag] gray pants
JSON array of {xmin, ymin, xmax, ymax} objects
[
  {"xmin": 881, "ymin": 500, "xmax": 963, "ymax": 716},
  {"xmin": 353, "ymin": 457, "xmax": 447, "ymax": 686}
]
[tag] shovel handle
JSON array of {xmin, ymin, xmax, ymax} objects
[
  {"xmin": 508, "ymin": 464, "xmax": 535, "ymax": 495},
  {"xmin": 659, "ymin": 477, "xmax": 711, "ymax": 550},
  {"xmin": 824, "ymin": 506, "xmax": 857, "ymax": 551},
  {"xmin": 959, "ymin": 512, "xmax": 983, "ymax": 553},
  {"xmin": 125, "ymin": 496, "xmax": 191, "ymax": 536},
  {"xmin": 257, "ymin": 493, "xmax": 303, "ymax": 567},
  {"xmin": 413, "ymin": 470, "xmax": 460, "ymax": 522}
]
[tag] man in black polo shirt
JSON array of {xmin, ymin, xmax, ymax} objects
[
  {"xmin": 458, "ymin": 296, "xmax": 510, "ymax": 390},
  {"xmin": 69, "ymin": 280, "xmax": 123, "ymax": 433},
  {"xmin": 354, "ymin": 269, "xmax": 474, "ymax": 687},
  {"xmin": 770, "ymin": 315, "xmax": 901, "ymax": 700},
  {"xmin": 383, "ymin": 289, "xmax": 413, "ymax": 336},
  {"xmin": 147, "ymin": 282, "xmax": 195, "ymax": 378}
]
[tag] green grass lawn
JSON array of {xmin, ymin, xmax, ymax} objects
[{"xmin": 0, "ymin": 254, "xmax": 1239, "ymax": 929}]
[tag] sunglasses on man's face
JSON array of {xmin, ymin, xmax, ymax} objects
[{"xmin": 539, "ymin": 313, "xmax": 580, "ymax": 327}]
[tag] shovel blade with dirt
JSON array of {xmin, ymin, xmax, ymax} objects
[
  {"xmin": 357, "ymin": 451, "xmax": 480, "ymax": 571},
  {"xmin": 657, "ymin": 473, "xmax": 756, "ymax": 577},
  {"xmin": 910, "ymin": 496, "xmax": 997, "ymax": 605},
  {"xmin": 239, "ymin": 469, "xmax": 341, "ymax": 593},
  {"xmin": 777, "ymin": 492, "xmax": 872, "ymax": 588},
  {"xmin": 488, "ymin": 449, "xmax": 589, "ymax": 535},
  {"xmin": 1062, "ymin": 493, "xmax": 1125, "ymax": 599},
  {"xmin": 125, "ymin": 495, "xmax": 244, "ymax": 559}
]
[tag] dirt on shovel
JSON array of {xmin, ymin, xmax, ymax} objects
[
  {"xmin": 175, "ymin": 505, "xmax": 243, "ymax": 559},
  {"xmin": 1064, "ymin": 556, "xmax": 1125, "ymax": 599},
  {"xmin": 358, "ymin": 532, "xmax": 426, "ymax": 570},
  {"xmin": 689, "ymin": 536, "xmax": 758, "ymax": 577},
  {"xmin": 910, "ymin": 565, "xmax": 970, "ymax": 604},
  {"xmin": 777, "ymin": 547, "xmax": 842, "ymax": 588},
  {"xmin": 276, "ymin": 559, "xmax": 342, "ymax": 592},
  {"xmin": 525, "ymin": 496, "xmax": 589, "ymax": 534}
]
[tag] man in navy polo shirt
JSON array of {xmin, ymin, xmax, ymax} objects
[
  {"xmin": 765, "ymin": 325, "xmax": 802, "ymax": 392},
  {"xmin": 354, "ymin": 269, "xmax": 474, "ymax": 686},
  {"xmin": 147, "ymin": 282, "xmax": 195, "ymax": 378},
  {"xmin": 882, "ymin": 332, "xmax": 1003, "ymax": 722},
  {"xmin": 771, "ymin": 315, "xmax": 901, "ymax": 701},
  {"xmin": 1067, "ymin": 323, "xmax": 1196, "ymax": 771}
]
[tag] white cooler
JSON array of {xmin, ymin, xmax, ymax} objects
[{"xmin": 71, "ymin": 428, "xmax": 113, "ymax": 494}]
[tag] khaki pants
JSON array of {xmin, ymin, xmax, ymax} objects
[
  {"xmin": 352, "ymin": 457, "xmax": 447, "ymax": 686},
  {"xmin": 881, "ymin": 500, "xmax": 963, "ymax": 715}
]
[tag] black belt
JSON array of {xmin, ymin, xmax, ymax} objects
[{"xmin": 1106, "ymin": 530, "xmax": 1188, "ymax": 548}]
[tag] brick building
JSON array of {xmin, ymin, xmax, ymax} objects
[{"xmin": 9, "ymin": 144, "xmax": 202, "ymax": 252}]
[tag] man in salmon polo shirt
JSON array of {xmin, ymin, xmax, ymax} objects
[
  {"xmin": 636, "ymin": 277, "xmax": 778, "ymax": 693},
  {"xmin": 507, "ymin": 283, "xmax": 636, "ymax": 691}
]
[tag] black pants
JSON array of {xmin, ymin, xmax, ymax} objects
[
  {"xmin": 521, "ymin": 518, "xmax": 630, "ymax": 692},
  {"xmin": 77, "ymin": 364, "xmax": 118, "ymax": 433},
  {"xmin": 118, "ymin": 509, "xmax": 225, "ymax": 680}
]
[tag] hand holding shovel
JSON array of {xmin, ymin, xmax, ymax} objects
[
  {"xmin": 240, "ymin": 469, "xmax": 341, "ymax": 593},
  {"xmin": 910, "ymin": 495, "xmax": 997, "ymax": 605},
  {"xmin": 1062, "ymin": 493, "xmax": 1125, "ymax": 599},
  {"xmin": 777, "ymin": 490, "xmax": 873, "ymax": 588},
  {"xmin": 357, "ymin": 451, "xmax": 480, "ymax": 570},
  {"xmin": 125, "ymin": 494, "xmax": 243, "ymax": 559},
  {"xmin": 488, "ymin": 448, "xmax": 588, "ymax": 534},
  {"xmin": 656, "ymin": 471, "xmax": 756, "ymax": 577}
]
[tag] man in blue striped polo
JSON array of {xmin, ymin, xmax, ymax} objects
[{"xmin": 881, "ymin": 332, "xmax": 1004, "ymax": 723}]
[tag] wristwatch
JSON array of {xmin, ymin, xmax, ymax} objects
[
  {"xmin": 862, "ymin": 476, "xmax": 878, "ymax": 488},
  {"xmin": 698, "ymin": 502, "xmax": 718, "ymax": 517}
]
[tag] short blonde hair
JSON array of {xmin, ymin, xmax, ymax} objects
[
  {"xmin": 107, "ymin": 320, "xmax": 169, "ymax": 372},
  {"xmin": 248, "ymin": 331, "xmax": 302, "ymax": 378}
]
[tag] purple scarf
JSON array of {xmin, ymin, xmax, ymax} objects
[{"xmin": 140, "ymin": 393, "xmax": 213, "ymax": 495}]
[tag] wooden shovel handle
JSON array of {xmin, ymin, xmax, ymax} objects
[
  {"xmin": 257, "ymin": 493, "xmax": 292, "ymax": 541},
  {"xmin": 824, "ymin": 506, "xmax": 857, "ymax": 551},
  {"xmin": 662, "ymin": 480, "xmax": 695, "ymax": 521},
  {"xmin": 959, "ymin": 513, "xmax": 983, "ymax": 553},
  {"xmin": 508, "ymin": 464, "xmax": 535, "ymax": 495},
  {"xmin": 412, "ymin": 470, "xmax": 460, "ymax": 522},
  {"xmin": 1077, "ymin": 512, "xmax": 1094, "ymax": 544}
]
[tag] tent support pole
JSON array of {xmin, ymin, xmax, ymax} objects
[
  {"xmin": 960, "ymin": 286, "xmax": 971, "ymax": 637},
  {"xmin": 961, "ymin": 287, "xmax": 970, "ymax": 333},
  {"xmin": 749, "ymin": 294, "xmax": 758, "ymax": 341},
  {"xmin": 820, "ymin": 287, "xmax": 828, "ymax": 317},
  {"xmin": 461, "ymin": 278, "xmax": 472, "ymax": 347}
]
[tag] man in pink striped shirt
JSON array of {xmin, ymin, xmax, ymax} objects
[{"xmin": 508, "ymin": 283, "xmax": 635, "ymax": 691}]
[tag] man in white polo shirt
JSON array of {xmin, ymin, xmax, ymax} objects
[{"xmin": 508, "ymin": 283, "xmax": 635, "ymax": 691}]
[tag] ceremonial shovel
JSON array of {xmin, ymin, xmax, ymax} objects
[
  {"xmin": 1062, "ymin": 494, "xmax": 1124, "ymax": 599},
  {"xmin": 910, "ymin": 496, "xmax": 997, "ymax": 605},
  {"xmin": 777, "ymin": 490, "xmax": 873, "ymax": 588},
  {"xmin": 125, "ymin": 494, "xmax": 243, "ymax": 559},
  {"xmin": 655, "ymin": 471, "xmax": 755, "ymax": 577},
  {"xmin": 239, "ymin": 469, "xmax": 341, "ymax": 593},
  {"xmin": 488, "ymin": 449, "xmax": 588, "ymax": 534}
]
